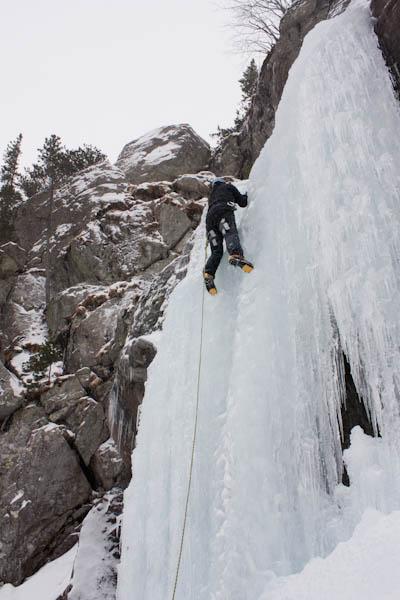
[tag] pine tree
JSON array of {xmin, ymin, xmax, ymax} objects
[
  {"xmin": 20, "ymin": 134, "xmax": 65, "ymax": 196},
  {"xmin": 212, "ymin": 60, "xmax": 259, "ymax": 145},
  {"xmin": 239, "ymin": 59, "xmax": 259, "ymax": 105},
  {"xmin": 0, "ymin": 134, "xmax": 23, "ymax": 243},
  {"xmin": 63, "ymin": 144, "xmax": 107, "ymax": 175},
  {"xmin": 24, "ymin": 341, "xmax": 62, "ymax": 388},
  {"xmin": 234, "ymin": 59, "xmax": 259, "ymax": 129},
  {"xmin": 20, "ymin": 136, "xmax": 107, "ymax": 198},
  {"xmin": 38, "ymin": 134, "xmax": 65, "ymax": 179},
  {"xmin": 0, "ymin": 134, "xmax": 23, "ymax": 205}
]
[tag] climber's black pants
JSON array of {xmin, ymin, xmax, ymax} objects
[{"xmin": 205, "ymin": 211, "xmax": 243, "ymax": 277}]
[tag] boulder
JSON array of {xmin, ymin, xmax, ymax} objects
[
  {"xmin": 90, "ymin": 439, "xmax": 128, "ymax": 490},
  {"xmin": 115, "ymin": 124, "xmax": 211, "ymax": 184},
  {"xmin": 128, "ymin": 337, "xmax": 157, "ymax": 368},
  {"xmin": 134, "ymin": 181, "xmax": 173, "ymax": 200},
  {"xmin": 172, "ymin": 172, "xmax": 213, "ymax": 199},
  {"xmin": 0, "ymin": 404, "xmax": 91, "ymax": 585}
]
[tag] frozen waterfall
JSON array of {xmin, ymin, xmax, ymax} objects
[{"xmin": 118, "ymin": 1, "xmax": 400, "ymax": 598}]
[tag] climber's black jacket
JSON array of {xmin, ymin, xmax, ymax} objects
[{"xmin": 206, "ymin": 181, "xmax": 248, "ymax": 230}]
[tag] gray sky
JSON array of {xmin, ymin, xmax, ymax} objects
[{"xmin": 0, "ymin": 0, "xmax": 255, "ymax": 169}]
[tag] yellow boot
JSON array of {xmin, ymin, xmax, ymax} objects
[
  {"xmin": 228, "ymin": 255, "xmax": 254, "ymax": 273},
  {"xmin": 204, "ymin": 272, "xmax": 217, "ymax": 295}
]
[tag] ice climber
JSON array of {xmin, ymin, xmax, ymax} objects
[{"xmin": 203, "ymin": 177, "xmax": 254, "ymax": 295}]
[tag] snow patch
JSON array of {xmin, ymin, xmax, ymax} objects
[
  {"xmin": 144, "ymin": 142, "xmax": 180, "ymax": 166},
  {"xmin": 68, "ymin": 495, "xmax": 121, "ymax": 600},
  {"xmin": 10, "ymin": 491, "xmax": 24, "ymax": 505}
]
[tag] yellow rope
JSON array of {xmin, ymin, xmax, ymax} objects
[{"xmin": 172, "ymin": 238, "xmax": 208, "ymax": 600}]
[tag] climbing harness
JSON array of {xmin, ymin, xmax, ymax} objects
[{"xmin": 172, "ymin": 238, "xmax": 208, "ymax": 600}]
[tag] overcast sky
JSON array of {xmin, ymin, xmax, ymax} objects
[{"xmin": 0, "ymin": 0, "xmax": 257, "ymax": 170}]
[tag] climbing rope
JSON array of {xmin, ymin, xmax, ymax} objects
[{"xmin": 172, "ymin": 238, "xmax": 208, "ymax": 600}]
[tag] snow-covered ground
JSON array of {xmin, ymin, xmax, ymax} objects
[
  {"xmin": 117, "ymin": 0, "xmax": 400, "ymax": 598},
  {"xmin": 0, "ymin": 493, "xmax": 121, "ymax": 600},
  {"xmin": 263, "ymin": 508, "xmax": 400, "ymax": 600},
  {"xmin": 0, "ymin": 546, "xmax": 77, "ymax": 600}
]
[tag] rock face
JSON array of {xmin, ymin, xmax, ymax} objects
[
  {"xmin": 90, "ymin": 439, "xmax": 128, "ymax": 490},
  {"xmin": 210, "ymin": 0, "xmax": 350, "ymax": 177},
  {"xmin": 0, "ymin": 243, "xmax": 26, "ymax": 278},
  {"xmin": 41, "ymin": 373, "xmax": 109, "ymax": 466},
  {"xmin": 110, "ymin": 335, "xmax": 159, "ymax": 466},
  {"xmin": 0, "ymin": 405, "xmax": 91, "ymax": 585},
  {"xmin": 0, "ymin": 125, "xmax": 213, "ymax": 586},
  {"xmin": 0, "ymin": 361, "xmax": 23, "ymax": 420},
  {"xmin": 371, "ymin": 0, "xmax": 400, "ymax": 92},
  {"xmin": 1, "ymin": 271, "xmax": 47, "ymax": 359},
  {"xmin": 115, "ymin": 124, "xmax": 211, "ymax": 183}
]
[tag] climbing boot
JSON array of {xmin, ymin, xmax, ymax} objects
[
  {"xmin": 228, "ymin": 254, "xmax": 254, "ymax": 273},
  {"xmin": 204, "ymin": 272, "xmax": 217, "ymax": 295}
]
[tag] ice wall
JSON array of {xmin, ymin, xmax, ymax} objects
[{"xmin": 118, "ymin": 1, "xmax": 400, "ymax": 598}]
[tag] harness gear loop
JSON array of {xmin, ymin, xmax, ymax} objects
[{"xmin": 172, "ymin": 237, "xmax": 208, "ymax": 600}]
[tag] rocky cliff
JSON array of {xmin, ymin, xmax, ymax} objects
[
  {"xmin": 371, "ymin": 0, "xmax": 400, "ymax": 92},
  {"xmin": 0, "ymin": 124, "xmax": 211, "ymax": 588}
]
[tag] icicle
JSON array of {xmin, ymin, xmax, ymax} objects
[{"xmin": 118, "ymin": 1, "xmax": 400, "ymax": 598}]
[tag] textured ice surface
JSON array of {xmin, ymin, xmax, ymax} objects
[{"xmin": 118, "ymin": 1, "xmax": 400, "ymax": 598}]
